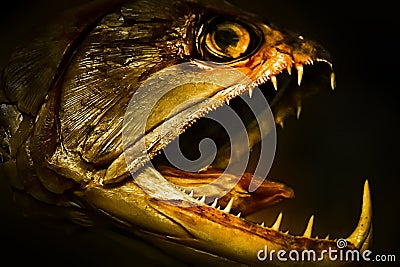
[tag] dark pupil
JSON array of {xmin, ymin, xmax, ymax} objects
[{"xmin": 214, "ymin": 28, "xmax": 239, "ymax": 52}]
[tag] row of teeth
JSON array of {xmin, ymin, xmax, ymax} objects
[
  {"xmin": 246, "ymin": 62, "xmax": 336, "ymax": 99},
  {"xmin": 180, "ymin": 189, "xmax": 240, "ymax": 214},
  {"xmin": 181, "ymin": 180, "xmax": 371, "ymax": 250},
  {"xmin": 221, "ymin": 61, "xmax": 335, "ymax": 108},
  {"xmin": 186, "ymin": 192, "xmax": 320, "ymax": 238}
]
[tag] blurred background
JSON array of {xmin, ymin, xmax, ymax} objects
[{"xmin": 1, "ymin": 0, "xmax": 398, "ymax": 266}]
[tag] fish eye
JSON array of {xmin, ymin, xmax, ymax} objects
[
  {"xmin": 197, "ymin": 18, "xmax": 261, "ymax": 62},
  {"xmin": 205, "ymin": 22, "xmax": 250, "ymax": 59}
]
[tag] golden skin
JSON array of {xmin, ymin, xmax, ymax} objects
[{"xmin": 0, "ymin": 0, "xmax": 371, "ymax": 265}]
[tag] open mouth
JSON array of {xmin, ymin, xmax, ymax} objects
[
  {"xmin": 143, "ymin": 59, "xmax": 373, "ymax": 256},
  {"xmin": 0, "ymin": 0, "xmax": 376, "ymax": 265}
]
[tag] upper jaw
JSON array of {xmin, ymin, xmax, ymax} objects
[
  {"xmin": 230, "ymin": 22, "xmax": 336, "ymax": 93},
  {"xmin": 101, "ymin": 20, "xmax": 336, "ymax": 185}
]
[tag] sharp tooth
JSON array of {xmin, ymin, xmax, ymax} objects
[
  {"xmin": 271, "ymin": 76, "xmax": 278, "ymax": 90},
  {"xmin": 249, "ymin": 88, "xmax": 253, "ymax": 98},
  {"xmin": 236, "ymin": 212, "xmax": 241, "ymax": 218},
  {"xmin": 223, "ymin": 197, "xmax": 234, "ymax": 213},
  {"xmin": 199, "ymin": 195, "xmax": 206, "ymax": 203},
  {"xmin": 296, "ymin": 106, "xmax": 302, "ymax": 119},
  {"xmin": 303, "ymin": 215, "xmax": 314, "ymax": 238},
  {"xmin": 226, "ymin": 99, "xmax": 230, "ymax": 105},
  {"xmin": 211, "ymin": 198, "xmax": 218, "ymax": 208},
  {"xmin": 277, "ymin": 120, "xmax": 284, "ymax": 129},
  {"xmin": 260, "ymin": 222, "xmax": 265, "ymax": 227},
  {"xmin": 271, "ymin": 212, "xmax": 283, "ymax": 231},
  {"xmin": 217, "ymin": 206, "xmax": 221, "ymax": 210},
  {"xmin": 296, "ymin": 65, "xmax": 303, "ymax": 86},
  {"xmin": 284, "ymin": 230, "xmax": 289, "ymax": 234},
  {"xmin": 189, "ymin": 190, "xmax": 194, "ymax": 197},
  {"xmin": 287, "ymin": 65, "xmax": 292, "ymax": 75},
  {"xmin": 325, "ymin": 234, "xmax": 330, "ymax": 240},
  {"xmin": 330, "ymin": 72, "xmax": 336, "ymax": 90},
  {"xmin": 346, "ymin": 180, "xmax": 372, "ymax": 250}
]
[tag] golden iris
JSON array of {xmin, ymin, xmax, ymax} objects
[{"xmin": 205, "ymin": 22, "xmax": 251, "ymax": 59}]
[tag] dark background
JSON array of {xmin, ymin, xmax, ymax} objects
[{"xmin": 0, "ymin": 0, "xmax": 398, "ymax": 266}]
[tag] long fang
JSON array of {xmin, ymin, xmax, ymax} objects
[
  {"xmin": 223, "ymin": 198, "xmax": 234, "ymax": 213},
  {"xmin": 296, "ymin": 65, "xmax": 303, "ymax": 86},
  {"xmin": 271, "ymin": 212, "xmax": 283, "ymax": 231},
  {"xmin": 303, "ymin": 215, "xmax": 314, "ymax": 238}
]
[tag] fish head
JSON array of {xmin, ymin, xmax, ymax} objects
[{"xmin": 0, "ymin": 0, "xmax": 371, "ymax": 266}]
